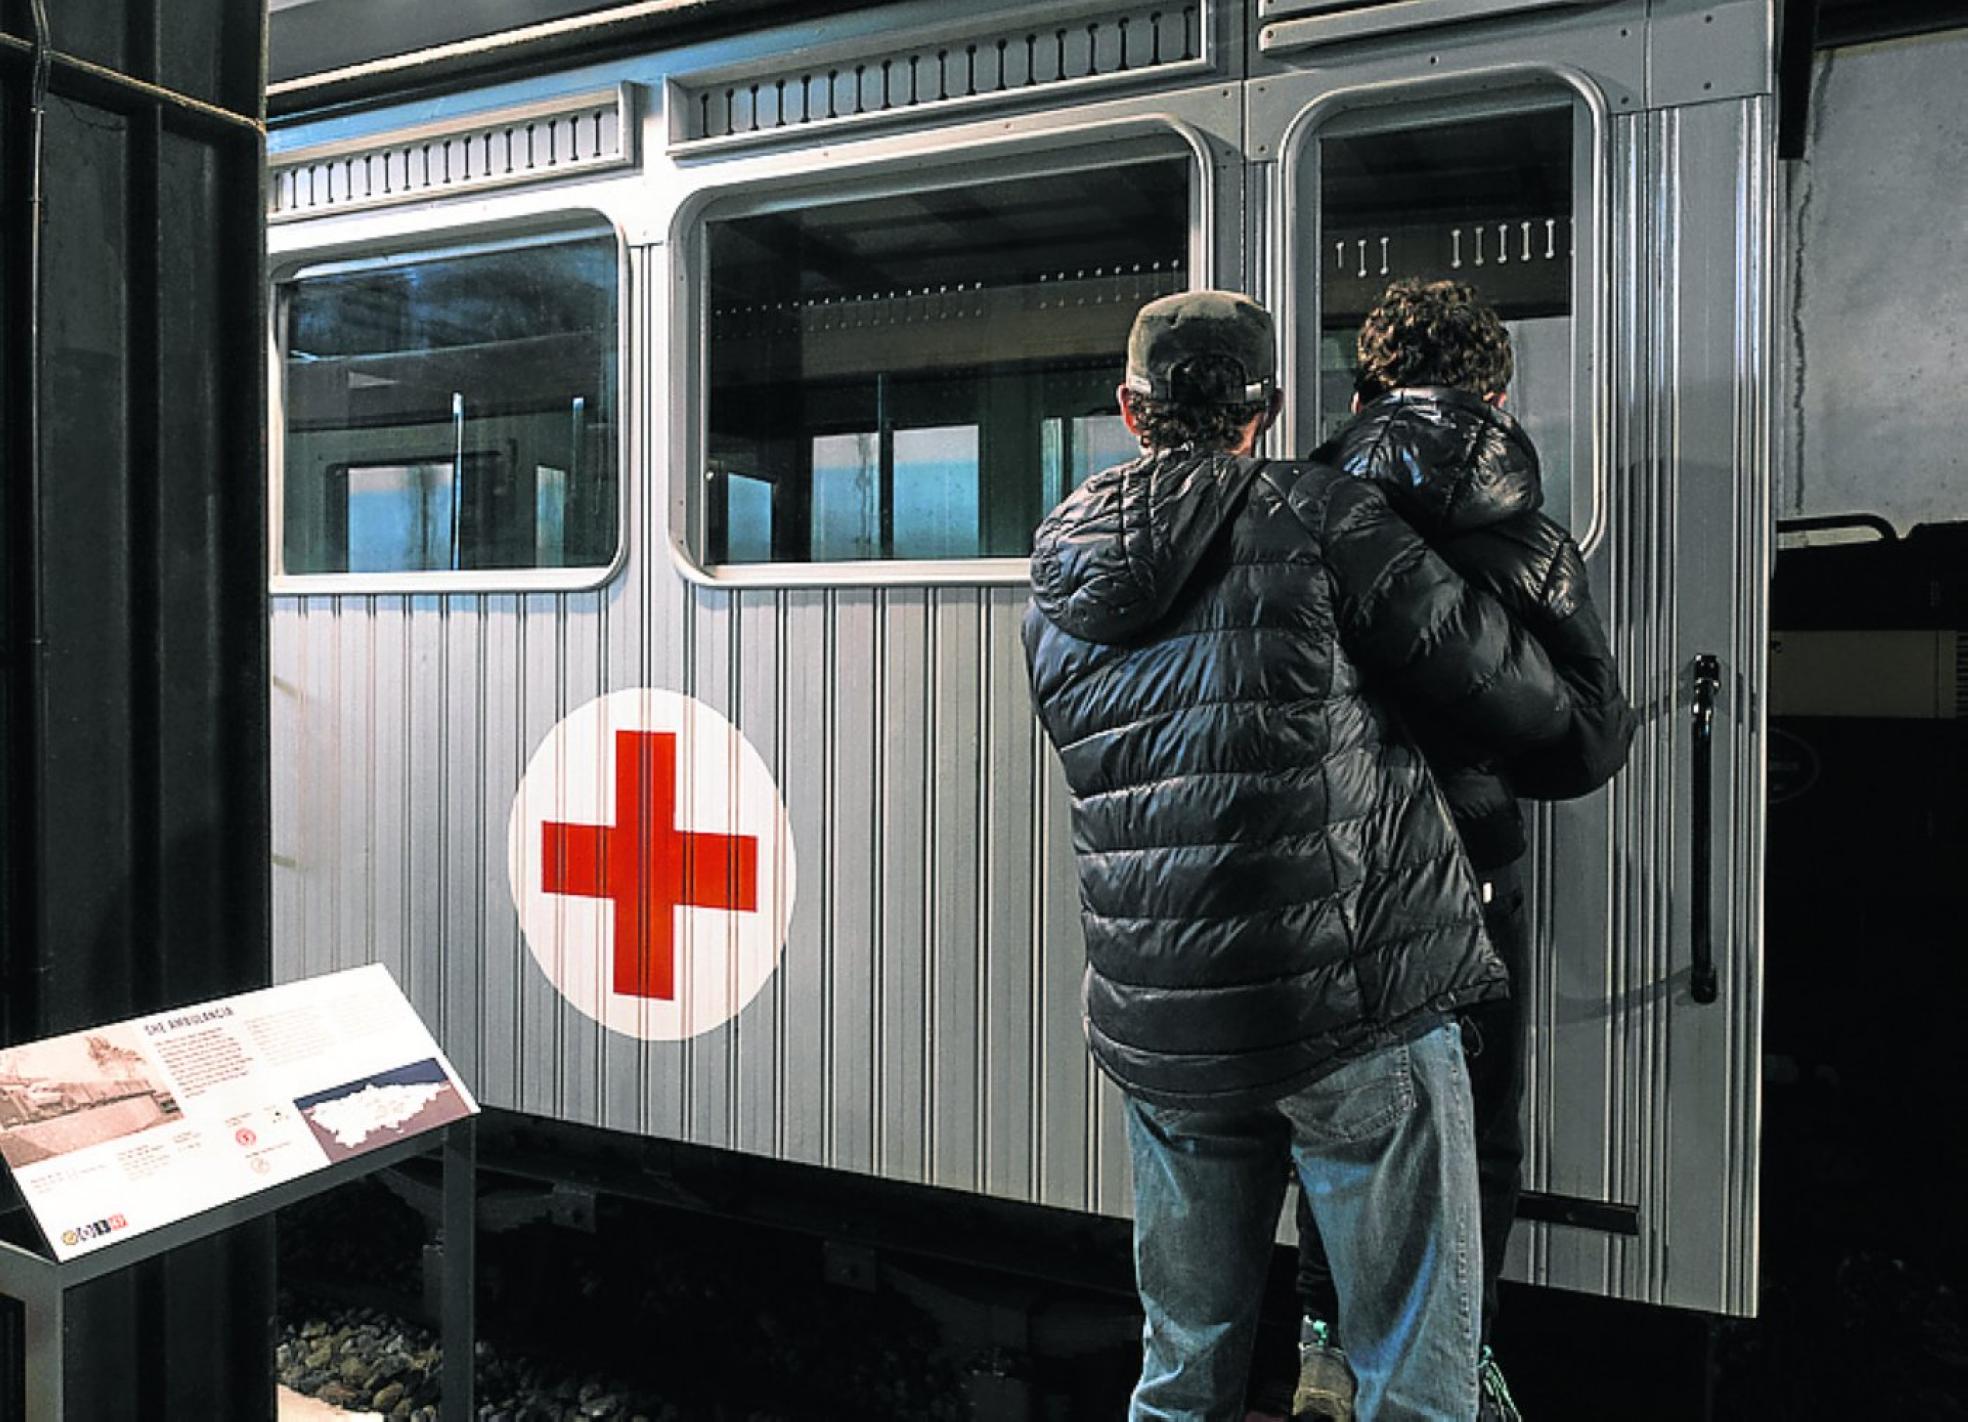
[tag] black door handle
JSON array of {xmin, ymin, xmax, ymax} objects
[{"xmin": 1689, "ymin": 654, "xmax": 1721, "ymax": 1005}]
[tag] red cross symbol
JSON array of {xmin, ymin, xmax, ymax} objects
[{"xmin": 540, "ymin": 730, "xmax": 760, "ymax": 1000}]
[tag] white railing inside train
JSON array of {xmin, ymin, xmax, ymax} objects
[
  {"xmin": 1327, "ymin": 218, "xmax": 1575, "ymax": 278},
  {"xmin": 709, "ymin": 261, "xmax": 1184, "ymax": 335}
]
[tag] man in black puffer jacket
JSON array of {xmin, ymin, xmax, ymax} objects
[
  {"xmin": 1290, "ymin": 280, "xmax": 1638, "ymax": 1422},
  {"xmin": 1024, "ymin": 291, "xmax": 1583, "ymax": 1422}
]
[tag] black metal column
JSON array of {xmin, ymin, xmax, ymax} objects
[{"xmin": 0, "ymin": 0, "xmax": 272, "ymax": 1417}]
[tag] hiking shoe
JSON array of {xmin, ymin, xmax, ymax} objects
[
  {"xmin": 1292, "ymin": 1318, "xmax": 1356, "ymax": 1422},
  {"xmin": 1478, "ymin": 1346, "xmax": 1523, "ymax": 1422}
]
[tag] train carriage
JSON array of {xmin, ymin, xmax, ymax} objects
[{"xmin": 268, "ymin": 0, "xmax": 1775, "ymax": 1322}]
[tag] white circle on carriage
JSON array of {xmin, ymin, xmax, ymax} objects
[{"xmin": 507, "ymin": 688, "xmax": 797, "ymax": 1041}]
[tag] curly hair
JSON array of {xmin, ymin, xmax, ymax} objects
[
  {"xmin": 1355, "ymin": 278, "xmax": 1513, "ymax": 402},
  {"xmin": 1121, "ymin": 390, "xmax": 1270, "ymax": 453},
  {"xmin": 1125, "ymin": 355, "xmax": 1275, "ymax": 456}
]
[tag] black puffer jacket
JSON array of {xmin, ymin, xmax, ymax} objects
[
  {"xmin": 1313, "ymin": 388, "xmax": 1637, "ymax": 871},
  {"xmin": 1024, "ymin": 448, "xmax": 1574, "ymax": 1107}
]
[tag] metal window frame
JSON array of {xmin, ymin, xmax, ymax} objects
[
  {"xmin": 1266, "ymin": 65, "xmax": 1612, "ymax": 556},
  {"xmin": 268, "ymin": 208, "xmax": 634, "ymax": 596},
  {"xmin": 666, "ymin": 108, "xmax": 1223, "ymax": 590}
]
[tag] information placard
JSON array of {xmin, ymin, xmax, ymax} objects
[{"xmin": 0, "ymin": 966, "xmax": 476, "ymax": 1261}]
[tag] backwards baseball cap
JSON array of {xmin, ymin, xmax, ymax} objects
[{"xmin": 1124, "ymin": 290, "xmax": 1277, "ymax": 406}]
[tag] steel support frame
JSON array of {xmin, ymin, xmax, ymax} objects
[{"xmin": 0, "ymin": 1121, "xmax": 477, "ymax": 1422}]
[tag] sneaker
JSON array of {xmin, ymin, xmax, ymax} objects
[
  {"xmin": 1292, "ymin": 1318, "xmax": 1356, "ymax": 1422},
  {"xmin": 1478, "ymin": 1346, "xmax": 1523, "ymax": 1422}
]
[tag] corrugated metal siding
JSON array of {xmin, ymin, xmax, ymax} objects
[
  {"xmin": 1509, "ymin": 97, "xmax": 1766, "ymax": 1315},
  {"xmin": 271, "ymin": 238, "xmax": 1118, "ymax": 1214}
]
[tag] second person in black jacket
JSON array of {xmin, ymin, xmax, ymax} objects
[
  {"xmin": 1291, "ymin": 279, "xmax": 1638, "ymax": 1422},
  {"xmin": 1026, "ymin": 290, "xmax": 1584, "ymax": 1422}
]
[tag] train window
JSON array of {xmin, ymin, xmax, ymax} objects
[
  {"xmin": 279, "ymin": 228, "xmax": 619, "ymax": 579},
  {"xmin": 1315, "ymin": 104, "xmax": 1580, "ymax": 531},
  {"xmin": 701, "ymin": 156, "xmax": 1190, "ymax": 568}
]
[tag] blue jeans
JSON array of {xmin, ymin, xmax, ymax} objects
[
  {"xmin": 1298, "ymin": 865, "xmax": 1529, "ymax": 1344},
  {"xmin": 1124, "ymin": 1022, "xmax": 1481, "ymax": 1422}
]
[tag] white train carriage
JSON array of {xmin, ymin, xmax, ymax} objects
[{"xmin": 269, "ymin": 0, "xmax": 1772, "ymax": 1317}]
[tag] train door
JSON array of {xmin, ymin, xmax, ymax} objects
[{"xmin": 1248, "ymin": 0, "xmax": 1773, "ymax": 1315}]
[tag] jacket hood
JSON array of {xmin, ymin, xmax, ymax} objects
[
  {"xmin": 1029, "ymin": 449, "xmax": 1265, "ymax": 644},
  {"xmin": 1313, "ymin": 386, "xmax": 1541, "ymax": 533}
]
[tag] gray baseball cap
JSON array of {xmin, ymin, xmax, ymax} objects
[{"xmin": 1124, "ymin": 290, "xmax": 1277, "ymax": 406}]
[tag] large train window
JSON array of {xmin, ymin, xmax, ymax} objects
[
  {"xmin": 1313, "ymin": 101, "xmax": 1583, "ymax": 533},
  {"xmin": 699, "ymin": 154, "xmax": 1189, "ymax": 569},
  {"xmin": 278, "ymin": 226, "xmax": 619, "ymax": 580}
]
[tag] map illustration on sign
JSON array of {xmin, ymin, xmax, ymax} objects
[
  {"xmin": 295, "ymin": 1059, "xmax": 472, "ymax": 1163},
  {"xmin": 507, "ymin": 688, "xmax": 798, "ymax": 1042}
]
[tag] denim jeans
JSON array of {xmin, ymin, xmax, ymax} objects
[
  {"xmin": 1297, "ymin": 862, "xmax": 1527, "ymax": 1345},
  {"xmin": 1125, "ymin": 1021, "xmax": 1481, "ymax": 1422}
]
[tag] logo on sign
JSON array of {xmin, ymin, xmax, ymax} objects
[
  {"xmin": 507, "ymin": 689, "xmax": 797, "ymax": 1041},
  {"xmin": 60, "ymin": 1215, "xmax": 128, "ymax": 1247}
]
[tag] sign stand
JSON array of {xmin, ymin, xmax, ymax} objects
[{"xmin": 0, "ymin": 1118, "xmax": 477, "ymax": 1422}]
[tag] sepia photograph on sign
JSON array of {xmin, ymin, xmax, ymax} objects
[{"xmin": 0, "ymin": 1026, "xmax": 182, "ymax": 1170}]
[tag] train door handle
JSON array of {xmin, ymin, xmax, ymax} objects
[{"xmin": 1689, "ymin": 654, "xmax": 1721, "ymax": 1005}]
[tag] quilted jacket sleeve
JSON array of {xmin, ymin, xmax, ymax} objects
[
  {"xmin": 1301, "ymin": 474, "xmax": 1573, "ymax": 756},
  {"xmin": 1431, "ymin": 514, "xmax": 1639, "ymax": 800},
  {"xmin": 1503, "ymin": 590, "xmax": 1638, "ymax": 799}
]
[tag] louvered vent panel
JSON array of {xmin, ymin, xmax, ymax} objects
[
  {"xmin": 269, "ymin": 86, "xmax": 634, "ymax": 220},
  {"xmin": 675, "ymin": 4, "xmax": 1204, "ymax": 147}
]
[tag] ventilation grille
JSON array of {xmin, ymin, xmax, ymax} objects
[
  {"xmin": 269, "ymin": 86, "xmax": 635, "ymax": 221},
  {"xmin": 674, "ymin": 4, "xmax": 1204, "ymax": 148},
  {"xmin": 1258, "ymin": 0, "xmax": 1597, "ymax": 54}
]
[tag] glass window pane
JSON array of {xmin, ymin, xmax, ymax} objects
[
  {"xmin": 723, "ymin": 472, "xmax": 775, "ymax": 564},
  {"xmin": 1041, "ymin": 413, "xmax": 1139, "ymax": 512},
  {"xmin": 704, "ymin": 157, "xmax": 1189, "ymax": 565},
  {"xmin": 281, "ymin": 230, "xmax": 619, "ymax": 576},
  {"xmin": 346, "ymin": 461, "xmax": 455, "ymax": 572},
  {"xmin": 893, "ymin": 425, "xmax": 979, "ymax": 560},
  {"xmin": 812, "ymin": 432, "xmax": 881, "ymax": 561},
  {"xmin": 1070, "ymin": 415, "xmax": 1139, "ymax": 490},
  {"xmin": 1317, "ymin": 107, "xmax": 1577, "ymax": 530}
]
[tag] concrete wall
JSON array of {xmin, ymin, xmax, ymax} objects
[{"xmin": 1784, "ymin": 29, "xmax": 1968, "ymax": 532}]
